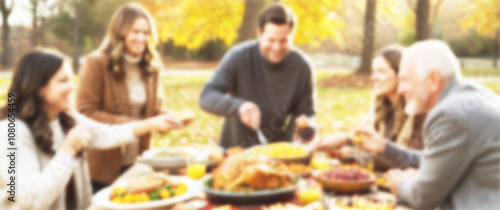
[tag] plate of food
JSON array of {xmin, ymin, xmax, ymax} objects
[
  {"xmin": 312, "ymin": 166, "xmax": 375, "ymax": 193},
  {"xmin": 328, "ymin": 196, "xmax": 395, "ymax": 210},
  {"xmin": 286, "ymin": 163, "xmax": 314, "ymax": 177},
  {"xmin": 250, "ymin": 142, "xmax": 312, "ymax": 165},
  {"xmin": 203, "ymin": 152, "xmax": 299, "ymax": 206},
  {"xmin": 92, "ymin": 173, "xmax": 198, "ymax": 209},
  {"xmin": 138, "ymin": 145, "xmax": 224, "ymax": 170}
]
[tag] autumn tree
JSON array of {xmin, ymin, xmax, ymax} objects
[
  {"xmin": 0, "ymin": 0, "xmax": 14, "ymax": 68},
  {"xmin": 72, "ymin": 0, "xmax": 80, "ymax": 70},
  {"xmin": 357, "ymin": 0, "xmax": 377, "ymax": 74},
  {"xmin": 460, "ymin": 0, "xmax": 500, "ymax": 67},
  {"xmin": 142, "ymin": 0, "xmax": 344, "ymax": 50},
  {"xmin": 415, "ymin": 0, "xmax": 430, "ymax": 40},
  {"xmin": 281, "ymin": 0, "xmax": 344, "ymax": 47},
  {"xmin": 237, "ymin": 0, "xmax": 265, "ymax": 43},
  {"xmin": 405, "ymin": 0, "xmax": 444, "ymax": 41},
  {"xmin": 30, "ymin": 0, "xmax": 39, "ymax": 47},
  {"xmin": 141, "ymin": 0, "xmax": 244, "ymax": 51},
  {"xmin": 29, "ymin": 0, "xmax": 57, "ymax": 47},
  {"xmin": 48, "ymin": 0, "xmax": 126, "ymax": 64}
]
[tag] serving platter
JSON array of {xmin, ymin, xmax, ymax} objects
[
  {"xmin": 92, "ymin": 176, "xmax": 199, "ymax": 210},
  {"xmin": 202, "ymin": 175, "xmax": 299, "ymax": 206}
]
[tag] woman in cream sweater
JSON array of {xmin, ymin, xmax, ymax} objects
[{"xmin": 0, "ymin": 50, "xmax": 184, "ymax": 210}]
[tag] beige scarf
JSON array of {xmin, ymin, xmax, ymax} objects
[
  {"xmin": 368, "ymin": 95, "xmax": 415, "ymax": 148},
  {"xmin": 376, "ymin": 115, "xmax": 415, "ymax": 147}
]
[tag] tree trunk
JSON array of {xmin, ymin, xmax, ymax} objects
[
  {"xmin": 495, "ymin": 7, "xmax": 500, "ymax": 68},
  {"xmin": 494, "ymin": 28, "xmax": 499, "ymax": 68},
  {"xmin": 416, "ymin": 0, "xmax": 430, "ymax": 41},
  {"xmin": 237, "ymin": 0, "xmax": 265, "ymax": 43},
  {"xmin": 31, "ymin": 0, "xmax": 38, "ymax": 47},
  {"xmin": 72, "ymin": 0, "xmax": 80, "ymax": 72},
  {"xmin": 0, "ymin": 0, "xmax": 13, "ymax": 68},
  {"xmin": 1, "ymin": 16, "xmax": 12, "ymax": 67},
  {"xmin": 40, "ymin": 17, "xmax": 46, "ymax": 46},
  {"xmin": 357, "ymin": 0, "xmax": 377, "ymax": 74}
]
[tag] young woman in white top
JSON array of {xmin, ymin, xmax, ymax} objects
[{"xmin": 0, "ymin": 49, "xmax": 184, "ymax": 210}]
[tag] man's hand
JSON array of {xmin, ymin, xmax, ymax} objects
[
  {"xmin": 295, "ymin": 115, "xmax": 317, "ymax": 142},
  {"xmin": 238, "ymin": 101, "xmax": 261, "ymax": 130},
  {"xmin": 352, "ymin": 126, "xmax": 387, "ymax": 154},
  {"xmin": 385, "ymin": 168, "xmax": 418, "ymax": 196}
]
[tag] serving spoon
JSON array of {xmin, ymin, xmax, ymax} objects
[{"xmin": 256, "ymin": 127, "xmax": 268, "ymax": 145}]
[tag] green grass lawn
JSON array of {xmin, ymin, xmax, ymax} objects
[
  {"xmin": 153, "ymin": 72, "xmax": 500, "ymax": 147},
  {"xmin": 462, "ymin": 67, "xmax": 500, "ymax": 78},
  {"xmin": 156, "ymin": 73, "xmax": 374, "ymax": 147},
  {"xmin": 0, "ymin": 71, "xmax": 498, "ymax": 147}
]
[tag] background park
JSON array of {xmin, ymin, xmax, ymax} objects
[{"xmin": 0, "ymin": 0, "xmax": 499, "ymax": 147}]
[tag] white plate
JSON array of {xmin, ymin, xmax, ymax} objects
[
  {"xmin": 138, "ymin": 146, "xmax": 221, "ymax": 170},
  {"xmin": 92, "ymin": 176, "xmax": 199, "ymax": 210}
]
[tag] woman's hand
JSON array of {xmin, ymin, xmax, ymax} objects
[
  {"xmin": 60, "ymin": 126, "xmax": 92, "ymax": 157},
  {"xmin": 352, "ymin": 126, "xmax": 387, "ymax": 154},
  {"xmin": 177, "ymin": 110, "xmax": 196, "ymax": 126},
  {"xmin": 315, "ymin": 133, "xmax": 350, "ymax": 151},
  {"xmin": 134, "ymin": 114, "xmax": 188, "ymax": 137}
]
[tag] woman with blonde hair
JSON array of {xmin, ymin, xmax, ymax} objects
[
  {"xmin": 76, "ymin": 3, "xmax": 181, "ymax": 193},
  {"xmin": 317, "ymin": 45, "xmax": 426, "ymax": 170},
  {"xmin": 369, "ymin": 45, "xmax": 426, "ymax": 150}
]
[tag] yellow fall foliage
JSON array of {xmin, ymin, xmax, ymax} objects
[
  {"xmin": 281, "ymin": 0, "xmax": 344, "ymax": 47},
  {"xmin": 141, "ymin": 0, "xmax": 344, "ymax": 50},
  {"xmin": 141, "ymin": 0, "xmax": 244, "ymax": 50},
  {"xmin": 460, "ymin": 0, "xmax": 500, "ymax": 37}
]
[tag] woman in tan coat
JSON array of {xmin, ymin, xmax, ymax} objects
[{"xmin": 76, "ymin": 3, "xmax": 178, "ymax": 193}]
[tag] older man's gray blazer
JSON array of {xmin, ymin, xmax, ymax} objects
[{"xmin": 379, "ymin": 79, "xmax": 500, "ymax": 210}]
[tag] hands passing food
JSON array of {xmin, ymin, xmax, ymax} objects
[
  {"xmin": 145, "ymin": 110, "xmax": 195, "ymax": 134},
  {"xmin": 351, "ymin": 126, "xmax": 386, "ymax": 154},
  {"xmin": 315, "ymin": 133, "xmax": 350, "ymax": 152}
]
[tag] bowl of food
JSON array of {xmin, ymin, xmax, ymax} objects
[
  {"xmin": 203, "ymin": 152, "xmax": 299, "ymax": 206},
  {"xmin": 138, "ymin": 145, "xmax": 224, "ymax": 170},
  {"xmin": 250, "ymin": 142, "xmax": 312, "ymax": 165},
  {"xmin": 92, "ymin": 173, "xmax": 197, "ymax": 209},
  {"xmin": 312, "ymin": 166, "xmax": 375, "ymax": 193}
]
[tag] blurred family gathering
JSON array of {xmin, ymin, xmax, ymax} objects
[{"xmin": 0, "ymin": 0, "xmax": 499, "ymax": 210}]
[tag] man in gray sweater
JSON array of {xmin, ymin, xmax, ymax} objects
[{"xmin": 199, "ymin": 3, "xmax": 315, "ymax": 149}]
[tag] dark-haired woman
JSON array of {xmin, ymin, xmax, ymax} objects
[
  {"xmin": 75, "ymin": 3, "xmax": 170, "ymax": 192},
  {"xmin": 0, "ymin": 49, "xmax": 183, "ymax": 210},
  {"xmin": 317, "ymin": 46, "xmax": 426, "ymax": 170}
]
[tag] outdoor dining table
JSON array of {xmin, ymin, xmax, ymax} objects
[{"xmin": 88, "ymin": 162, "xmax": 413, "ymax": 210}]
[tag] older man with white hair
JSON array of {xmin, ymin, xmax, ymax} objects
[
  {"xmin": 318, "ymin": 40, "xmax": 500, "ymax": 209},
  {"xmin": 387, "ymin": 40, "xmax": 500, "ymax": 209}
]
